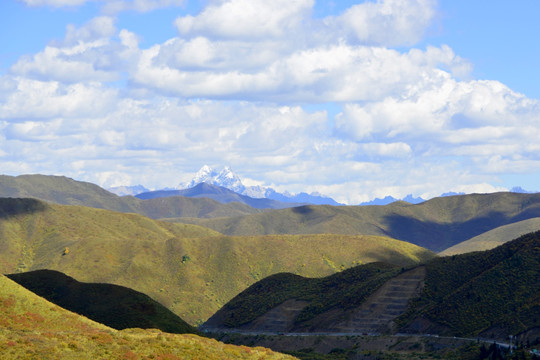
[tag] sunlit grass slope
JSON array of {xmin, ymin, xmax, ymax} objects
[
  {"xmin": 184, "ymin": 192, "xmax": 540, "ymax": 251},
  {"xmin": 0, "ymin": 274, "xmax": 296, "ymax": 360},
  {"xmin": 440, "ymin": 217, "xmax": 540, "ymax": 255},
  {"xmin": 0, "ymin": 198, "xmax": 434, "ymax": 324}
]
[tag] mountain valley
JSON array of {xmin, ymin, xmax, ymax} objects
[{"xmin": 0, "ymin": 174, "xmax": 539, "ymax": 359}]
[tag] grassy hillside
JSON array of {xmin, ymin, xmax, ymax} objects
[
  {"xmin": 440, "ymin": 217, "xmax": 540, "ymax": 255},
  {"xmin": 0, "ymin": 174, "xmax": 261, "ymax": 218},
  {"xmin": 0, "ymin": 198, "xmax": 434, "ymax": 325},
  {"xmin": 397, "ymin": 231, "xmax": 540, "ymax": 339},
  {"xmin": 0, "ymin": 274, "xmax": 295, "ymax": 359},
  {"xmin": 7, "ymin": 269, "xmax": 196, "ymax": 334},
  {"xmin": 183, "ymin": 192, "xmax": 540, "ymax": 251}
]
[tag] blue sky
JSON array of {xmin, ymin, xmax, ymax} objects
[{"xmin": 0, "ymin": 0, "xmax": 539, "ymax": 204}]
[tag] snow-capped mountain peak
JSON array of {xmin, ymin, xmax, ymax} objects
[{"xmin": 177, "ymin": 165, "xmax": 245, "ymax": 193}]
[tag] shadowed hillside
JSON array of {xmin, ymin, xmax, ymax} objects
[
  {"xmin": 7, "ymin": 269, "xmax": 196, "ymax": 334},
  {"xmin": 0, "ymin": 274, "xmax": 295, "ymax": 359},
  {"xmin": 0, "ymin": 198, "xmax": 434, "ymax": 324},
  {"xmin": 205, "ymin": 232, "xmax": 539, "ymax": 342},
  {"xmin": 397, "ymin": 231, "xmax": 540, "ymax": 340},
  {"xmin": 183, "ymin": 192, "xmax": 540, "ymax": 251},
  {"xmin": 440, "ymin": 217, "xmax": 540, "ymax": 255}
]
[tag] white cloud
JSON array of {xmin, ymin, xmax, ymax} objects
[
  {"xmin": 325, "ymin": 0, "xmax": 436, "ymax": 46},
  {"xmin": 19, "ymin": 0, "xmax": 185, "ymax": 12},
  {"xmin": 18, "ymin": 0, "xmax": 91, "ymax": 7},
  {"xmin": 0, "ymin": 77, "xmax": 118, "ymax": 119},
  {"xmin": 4, "ymin": 0, "xmax": 540, "ymax": 202},
  {"xmin": 101, "ymin": 0, "xmax": 185, "ymax": 14},
  {"xmin": 175, "ymin": 0, "xmax": 313, "ymax": 40}
]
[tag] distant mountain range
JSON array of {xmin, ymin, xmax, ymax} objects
[
  {"xmin": 135, "ymin": 182, "xmax": 303, "ymax": 210},
  {"xmin": 112, "ymin": 165, "xmax": 540, "ymax": 206}
]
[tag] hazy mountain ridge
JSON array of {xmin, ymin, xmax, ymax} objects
[
  {"xmin": 183, "ymin": 192, "xmax": 540, "ymax": 252},
  {"xmin": 0, "ymin": 174, "xmax": 261, "ymax": 219},
  {"xmin": 136, "ymin": 182, "xmax": 303, "ymax": 209}
]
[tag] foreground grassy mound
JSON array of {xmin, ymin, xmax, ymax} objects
[
  {"xmin": 182, "ymin": 192, "xmax": 540, "ymax": 251},
  {"xmin": 0, "ymin": 198, "xmax": 434, "ymax": 324},
  {"xmin": 0, "ymin": 274, "xmax": 295, "ymax": 360},
  {"xmin": 7, "ymin": 269, "xmax": 195, "ymax": 334},
  {"xmin": 397, "ymin": 231, "xmax": 540, "ymax": 339}
]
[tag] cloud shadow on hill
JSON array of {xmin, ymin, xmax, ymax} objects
[
  {"xmin": 383, "ymin": 208, "xmax": 540, "ymax": 252},
  {"xmin": 0, "ymin": 198, "xmax": 47, "ymax": 219}
]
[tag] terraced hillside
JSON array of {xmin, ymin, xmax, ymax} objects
[
  {"xmin": 324, "ymin": 266, "xmax": 426, "ymax": 334},
  {"xmin": 0, "ymin": 274, "xmax": 295, "ymax": 360},
  {"xmin": 0, "ymin": 198, "xmax": 434, "ymax": 324},
  {"xmin": 205, "ymin": 231, "xmax": 539, "ymax": 341}
]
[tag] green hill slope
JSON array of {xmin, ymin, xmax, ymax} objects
[
  {"xmin": 440, "ymin": 217, "xmax": 540, "ymax": 255},
  {"xmin": 0, "ymin": 274, "xmax": 295, "ymax": 360},
  {"xmin": 203, "ymin": 262, "xmax": 402, "ymax": 330},
  {"xmin": 0, "ymin": 198, "xmax": 434, "ymax": 325},
  {"xmin": 184, "ymin": 192, "xmax": 540, "ymax": 251},
  {"xmin": 397, "ymin": 231, "xmax": 540, "ymax": 340},
  {"xmin": 7, "ymin": 269, "xmax": 196, "ymax": 334},
  {"xmin": 205, "ymin": 232, "xmax": 539, "ymax": 342}
]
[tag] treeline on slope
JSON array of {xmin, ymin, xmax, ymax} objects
[
  {"xmin": 7, "ymin": 269, "xmax": 196, "ymax": 334},
  {"xmin": 397, "ymin": 231, "xmax": 540, "ymax": 339},
  {"xmin": 206, "ymin": 262, "xmax": 401, "ymax": 328}
]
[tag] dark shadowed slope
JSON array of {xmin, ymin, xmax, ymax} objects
[
  {"xmin": 7, "ymin": 269, "xmax": 196, "ymax": 334},
  {"xmin": 397, "ymin": 231, "xmax": 540, "ymax": 340},
  {"xmin": 0, "ymin": 274, "xmax": 295, "ymax": 360},
  {"xmin": 440, "ymin": 217, "xmax": 540, "ymax": 255},
  {"xmin": 205, "ymin": 231, "xmax": 539, "ymax": 342}
]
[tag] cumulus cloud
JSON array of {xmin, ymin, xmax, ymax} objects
[
  {"xmin": 3, "ymin": 0, "xmax": 540, "ymax": 203},
  {"xmin": 325, "ymin": 0, "xmax": 436, "ymax": 46},
  {"xmin": 18, "ymin": 0, "xmax": 91, "ymax": 7},
  {"xmin": 175, "ymin": 0, "xmax": 313, "ymax": 40},
  {"xmin": 101, "ymin": 0, "xmax": 186, "ymax": 14},
  {"xmin": 19, "ymin": 0, "xmax": 185, "ymax": 12},
  {"xmin": 10, "ymin": 17, "xmax": 139, "ymax": 84}
]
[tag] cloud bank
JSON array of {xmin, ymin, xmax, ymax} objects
[{"xmin": 3, "ymin": 0, "xmax": 540, "ymax": 204}]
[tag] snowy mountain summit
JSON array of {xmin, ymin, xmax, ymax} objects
[
  {"xmin": 177, "ymin": 165, "xmax": 246, "ymax": 194},
  {"xmin": 177, "ymin": 165, "xmax": 343, "ymax": 205}
]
